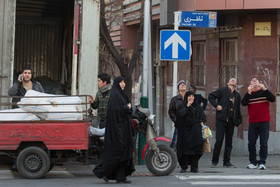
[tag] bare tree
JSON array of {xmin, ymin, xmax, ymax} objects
[{"xmin": 100, "ymin": 0, "xmax": 144, "ymax": 100}]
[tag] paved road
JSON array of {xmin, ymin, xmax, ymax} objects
[{"xmin": 1, "ymin": 153, "xmax": 280, "ymax": 187}]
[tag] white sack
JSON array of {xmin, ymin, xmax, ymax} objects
[
  {"xmin": 18, "ymin": 90, "xmax": 83, "ymax": 120},
  {"xmin": 0, "ymin": 108, "xmax": 40, "ymax": 121}
]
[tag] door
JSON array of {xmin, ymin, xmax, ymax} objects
[{"xmin": 71, "ymin": 0, "xmax": 100, "ymax": 96}]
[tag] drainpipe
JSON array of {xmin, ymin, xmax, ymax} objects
[{"xmin": 71, "ymin": 0, "xmax": 81, "ymax": 95}]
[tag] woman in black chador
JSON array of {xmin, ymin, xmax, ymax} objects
[
  {"xmin": 93, "ymin": 76, "xmax": 135, "ymax": 183},
  {"xmin": 176, "ymin": 91, "xmax": 206, "ymax": 173}
]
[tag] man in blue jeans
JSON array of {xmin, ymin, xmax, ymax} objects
[
  {"xmin": 241, "ymin": 77, "xmax": 275, "ymax": 170},
  {"xmin": 168, "ymin": 80, "xmax": 187, "ymax": 149}
]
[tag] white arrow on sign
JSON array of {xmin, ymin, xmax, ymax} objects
[{"xmin": 164, "ymin": 32, "xmax": 187, "ymax": 58}]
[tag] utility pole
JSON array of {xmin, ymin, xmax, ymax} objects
[
  {"xmin": 172, "ymin": 12, "xmax": 181, "ymax": 96},
  {"xmin": 139, "ymin": 0, "xmax": 152, "ymax": 165}
]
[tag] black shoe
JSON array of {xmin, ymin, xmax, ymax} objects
[
  {"xmin": 191, "ymin": 170, "xmax": 199, "ymax": 173},
  {"xmin": 180, "ymin": 169, "xmax": 187, "ymax": 173},
  {"xmin": 211, "ymin": 163, "xmax": 217, "ymax": 168},
  {"xmin": 191, "ymin": 168, "xmax": 199, "ymax": 173},
  {"xmin": 116, "ymin": 180, "xmax": 131, "ymax": 184},
  {"xmin": 9, "ymin": 166, "xmax": 18, "ymax": 172},
  {"xmin": 102, "ymin": 176, "xmax": 109, "ymax": 182},
  {"xmin": 223, "ymin": 162, "xmax": 236, "ymax": 168}
]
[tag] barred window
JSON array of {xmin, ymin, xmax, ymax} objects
[
  {"xmin": 191, "ymin": 41, "xmax": 206, "ymax": 87},
  {"xmin": 220, "ymin": 39, "xmax": 238, "ymax": 86}
]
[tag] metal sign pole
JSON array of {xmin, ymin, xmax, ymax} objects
[{"xmin": 172, "ymin": 12, "xmax": 181, "ymax": 96}]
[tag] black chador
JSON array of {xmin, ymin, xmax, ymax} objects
[
  {"xmin": 176, "ymin": 91, "xmax": 206, "ymax": 173},
  {"xmin": 93, "ymin": 76, "xmax": 135, "ymax": 182}
]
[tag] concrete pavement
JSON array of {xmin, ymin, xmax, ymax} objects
[
  {"xmin": 134, "ymin": 152, "xmax": 280, "ymax": 175},
  {"xmin": 2, "ymin": 151, "xmax": 280, "ymax": 174},
  {"xmin": 197, "ymin": 152, "xmax": 280, "ymax": 174},
  {"xmin": 1, "ymin": 152, "xmax": 280, "ymax": 186}
]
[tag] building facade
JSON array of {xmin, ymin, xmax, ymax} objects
[{"xmin": 108, "ymin": 0, "xmax": 280, "ymax": 155}]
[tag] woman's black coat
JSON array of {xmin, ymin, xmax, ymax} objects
[
  {"xmin": 176, "ymin": 94, "xmax": 206, "ymax": 160},
  {"xmin": 93, "ymin": 76, "xmax": 135, "ymax": 180}
]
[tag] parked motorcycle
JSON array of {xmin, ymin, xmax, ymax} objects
[
  {"xmin": 131, "ymin": 106, "xmax": 177, "ymax": 176},
  {"xmin": 87, "ymin": 106, "xmax": 178, "ymax": 176}
]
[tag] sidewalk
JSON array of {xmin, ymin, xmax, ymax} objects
[
  {"xmin": 197, "ymin": 152, "xmax": 280, "ymax": 174},
  {"xmin": 1, "ymin": 151, "xmax": 280, "ymax": 175},
  {"xmin": 134, "ymin": 152, "xmax": 280, "ymax": 175}
]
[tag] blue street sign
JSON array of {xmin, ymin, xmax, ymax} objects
[
  {"xmin": 160, "ymin": 30, "xmax": 191, "ymax": 61},
  {"xmin": 180, "ymin": 11, "xmax": 217, "ymax": 28}
]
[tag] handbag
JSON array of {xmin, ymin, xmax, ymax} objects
[{"xmin": 202, "ymin": 138, "xmax": 211, "ymax": 153}]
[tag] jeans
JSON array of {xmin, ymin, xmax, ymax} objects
[
  {"xmin": 212, "ymin": 119, "xmax": 234, "ymax": 164},
  {"xmin": 248, "ymin": 122, "xmax": 269, "ymax": 165},
  {"xmin": 170, "ymin": 128, "xmax": 177, "ymax": 149}
]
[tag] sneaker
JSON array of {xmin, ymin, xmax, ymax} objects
[
  {"xmin": 223, "ymin": 162, "xmax": 236, "ymax": 168},
  {"xmin": 258, "ymin": 164, "xmax": 266, "ymax": 170},
  {"xmin": 247, "ymin": 163, "xmax": 257, "ymax": 169}
]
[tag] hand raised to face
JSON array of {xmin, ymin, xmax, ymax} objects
[{"xmin": 216, "ymin": 105, "xmax": 222, "ymax": 111}]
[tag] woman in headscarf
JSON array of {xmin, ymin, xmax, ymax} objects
[
  {"xmin": 93, "ymin": 76, "xmax": 135, "ymax": 183},
  {"xmin": 176, "ymin": 91, "xmax": 206, "ymax": 173}
]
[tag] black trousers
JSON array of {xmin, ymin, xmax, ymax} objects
[{"xmin": 212, "ymin": 118, "xmax": 234, "ymax": 164}]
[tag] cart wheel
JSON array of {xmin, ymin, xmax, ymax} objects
[{"xmin": 17, "ymin": 146, "xmax": 50, "ymax": 179}]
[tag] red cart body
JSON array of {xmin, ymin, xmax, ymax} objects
[
  {"xmin": 0, "ymin": 95, "xmax": 91, "ymax": 179},
  {"xmin": 0, "ymin": 121, "xmax": 88, "ymax": 151}
]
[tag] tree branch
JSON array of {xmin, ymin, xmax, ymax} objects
[
  {"xmin": 100, "ymin": 0, "xmax": 125, "ymax": 70},
  {"xmin": 128, "ymin": 0, "xmax": 144, "ymax": 73}
]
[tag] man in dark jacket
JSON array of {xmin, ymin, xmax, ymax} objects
[
  {"xmin": 241, "ymin": 77, "xmax": 275, "ymax": 170},
  {"xmin": 89, "ymin": 73, "xmax": 111, "ymax": 129},
  {"xmin": 208, "ymin": 78, "xmax": 242, "ymax": 168},
  {"xmin": 8, "ymin": 67, "xmax": 44, "ymax": 108},
  {"xmin": 190, "ymin": 85, "xmax": 207, "ymax": 110},
  {"xmin": 168, "ymin": 80, "xmax": 187, "ymax": 149}
]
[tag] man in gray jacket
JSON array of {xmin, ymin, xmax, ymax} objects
[{"xmin": 8, "ymin": 66, "xmax": 44, "ymax": 108}]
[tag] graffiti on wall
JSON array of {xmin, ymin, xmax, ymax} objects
[{"xmin": 253, "ymin": 59, "xmax": 274, "ymax": 89}]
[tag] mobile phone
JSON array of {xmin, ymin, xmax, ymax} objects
[{"xmin": 21, "ymin": 75, "xmax": 24, "ymax": 81}]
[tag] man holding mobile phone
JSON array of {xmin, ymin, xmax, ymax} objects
[
  {"xmin": 8, "ymin": 66, "xmax": 44, "ymax": 108},
  {"xmin": 241, "ymin": 77, "xmax": 275, "ymax": 170},
  {"xmin": 7, "ymin": 66, "xmax": 45, "ymax": 171}
]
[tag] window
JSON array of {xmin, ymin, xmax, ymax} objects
[
  {"xmin": 220, "ymin": 39, "xmax": 238, "ymax": 86},
  {"xmin": 191, "ymin": 41, "xmax": 206, "ymax": 87}
]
